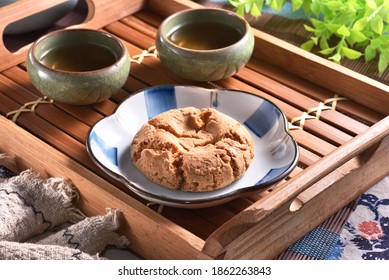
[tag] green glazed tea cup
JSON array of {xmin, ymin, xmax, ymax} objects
[
  {"xmin": 155, "ymin": 8, "xmax": 254, "ymax": 82},
  {"xmin": 26, "ymin": 28, "xmax": 131, "ymax": 105}
]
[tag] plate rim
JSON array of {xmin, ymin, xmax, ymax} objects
[{"xmin": 86, "ymin": 84, "xmax": 300, "ymax": 207}]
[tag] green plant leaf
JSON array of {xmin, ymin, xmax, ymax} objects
[
  {"xmin": 366, "ymin": 0, "xmax": 377, "ymax": 10},
  {"xmin": 346, "ymin": 1, "xmax": 357, "ymax": 13},
  {"xmin": 384, "ymin": 0, "xmax": 389, "ymax": 11},
  {"xmin": 378, "ymin": 53, "xmax": 389, "ymax": 73},
  {"xmin": 310, "ymin": 0, "xmax": 322, "ymax": 17},
  {"xmin": 292, "ymin": 0, "xmax": 303, "ymax": 11},
  {"xmin": 229, "ymin": 0, "xmax": 241, "ymax": 7},
  {"xmin": 251, "ymin": 2, "xmax": 262, "ymax": 17},
  {"xmin": 301, "ymin": 40, "xmax": 315, "ymax": 51},
  {"xmin": 228, "ymin": 0, "xmax": 388, "ymax": 75},
  {"xmin": 320, "ymin": 37, "xmax": 330, "ymax": 49},
  {"xmin": 342, "ymin": 47, "xmax": 363, "ymax": 59},
  {"xmin": 353, "ymin": 18, "xmax": 367, "ymax": 31},
  {"xmin": 301, "ymin": 0, "xmax": 312, "ymax": 15},
  {"xmin": 311, "ymin": 36, "xmax": 319, "ymax": 45},
  {"xmin": 270, "ymin": 0, "xmax": 285, "ymax": 11},
  {"xmin": 236, "ymin": 5, "xmax": 245, "ymax": 17},
  {"xmin": 365, "ymin": 44, "xmax": 377, "ymax": 62},
  {"xmin": 370, "ymin": 38, "xmax": 381, "ymax": 49},
  {"xmin": 326, "ymin": 1, "xmax": 343, "ymax": 10},
  {"xmin": 371, "ymin": 16, "xmax": 384, "ymax": 34},
  {"xmin": 326, "ymin": 23, "xmax": 342, "ymax": 33},
  {"xmin": 380, "ymin": 7, "xmax": 389, "ymax": 23},
  {"xmin": 337, "ymin": 25, "xmax": 351, "ymax": 37},
  {"xmin": 310, "ymin": 18, "xmax": 326, "ymax": 30},
  {"xmin": 319, "ymin": 47, "xmax": 336, "ymax": 55},
  {"xmin": 304, "ymin": 24, "xmax": 316, "ymax": 32},
  {"xmin": 329, "ymin": 52, "xmax": 342, "ymax": 63},
  {"xmin": 349, "ymin": 29, "xmax": 368, "ymax": 43},
  {"xmin": 244, "ymin": 2, "xmax": 252, "ymax": 13}
]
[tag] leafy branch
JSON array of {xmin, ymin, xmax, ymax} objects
[{"xmin": 228, "ymin": 0, "xmax": 389, "ymax": 73}]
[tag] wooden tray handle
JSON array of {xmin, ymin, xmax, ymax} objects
[
  {"xmin": 289, "ymin": 116, "xmax": 389, "ymax": 212},
  {"xmin": 0, "ymin": 0, "xmax": 67, "ymax": 33},
  {"xmin": 203, "ymin": 116, "xmax": 389, "ymax": 259},
  {"xmin": 0, "ymin": 0, "xmax": 68, "ymax": 71},
  {"xmin": 0, "ymin": 0, "xmax": 146, "ymax": 72}
]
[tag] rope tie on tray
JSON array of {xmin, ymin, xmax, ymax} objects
[
  {"xmin": 146, "ymin": 202, "xmax": 165, "ymax": 214},
  {"xmin": 6, "ymin": 96, "xmax": 54, "ymax": 123},
  {"xmin": 288, "ymin": 94, "xmax": 348, "ymax": 130},
  {"xmin": 323, "ymin": 94, "xmax": 348, "ymax": 110},
  {"xmin": 130, "ymin": 46, "xmax": 158, "ymax": 64}
]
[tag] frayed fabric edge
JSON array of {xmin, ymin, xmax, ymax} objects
[
  {"xmin": 2, "ymin": 167, "xmax": 86, "ymax": 223},
  {"xmin": 87, "ymin": 208, "xmax": 130, "ymax": 248},
  {"xmin": 103, "ymin": 208, "xmax": 130, "ymax": 248},
  {"xmin": 42, "ymin": 177, "xmax": 86, "ymax": 222}
]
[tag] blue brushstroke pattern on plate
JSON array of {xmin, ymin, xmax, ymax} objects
[{"xmin": 86, "ymin": 85, "xmax": 299, "ymax": 208}]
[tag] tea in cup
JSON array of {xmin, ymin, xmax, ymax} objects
[
  {"xmin": 155, "ymin": 8, "xmax": 254, "ymax": 82},
  {"xmin": 26, "ymin": 28, "xmax": 131, "ymax": 105}
]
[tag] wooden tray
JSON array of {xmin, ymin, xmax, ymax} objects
[{"xmin": 0, "ymin": 0, "xmax": 388, "ymax": 259}]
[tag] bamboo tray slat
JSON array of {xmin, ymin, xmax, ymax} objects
[
  {"xmin": 246, "ymin": 57, "xmax": 385, "ymax": 125},
  {"xmin": 0, "ymin": 0, "xmax": 388, "ymax": 259}
]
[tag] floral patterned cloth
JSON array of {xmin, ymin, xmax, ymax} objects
[
  {"xmin": 331, "ymin": 176, "xmax": 389, "ymax": 260},
  {"xmin": 279, "ymin": 176, "xmax": 389, "ymax": 260}
]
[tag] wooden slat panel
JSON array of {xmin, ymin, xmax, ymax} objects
[
  {"xmin": 236, "ymin": 67, "xmax": 370, "ymax": 136},
  {"xmin": 2, "ymin": 67, "xmax": 105, "ymax": 127},
  {"xmin": 215, "ymin": 77, "xmax": 338, "ymax": 154},
  {"xmin": 0, "ymin": 93, "xmax": 94, "ymax": 171},
  {"xmin": 247, "ymin": 57, "xmax": 384, "ymax": 125},
  {"xmin": 132, "ymin": 9, "xmax": 165, "ymax": 28},
  {"xmin": 120, "ymin": 15, "xmax": 159, "ymax": 38},
  {"xmin": 0, "ymin": 74, "xmax": 90, "ymax": 142},
  {"xmin": 148, "ymin": 0, "xmax": 202, "ymax": 17}
]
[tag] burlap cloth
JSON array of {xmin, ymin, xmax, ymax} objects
[{"xmin": 0, "ymin": 154, "xmax": 129, "ymax": 260}]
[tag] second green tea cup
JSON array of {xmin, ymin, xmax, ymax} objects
[{"xmin": 155, "ymin": 8, "xmax": 254, "ymax": 82}]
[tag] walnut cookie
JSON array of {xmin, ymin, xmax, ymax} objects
[{"xmin": 130, "ymin": 107, "xmax": 254, "ymax": 192}]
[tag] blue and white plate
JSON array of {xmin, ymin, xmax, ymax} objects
[{"xmin": 86, "ymin": 85, "xmax": 299, "ymax": 208}]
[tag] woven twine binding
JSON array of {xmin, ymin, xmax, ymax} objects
[
  {"xmin": 6, "ymin": 96, "xmax": 53, "ymax": 123},
  {"xmin": 289, "ymin": 94, "xmax": 348, "ymax": 130}
]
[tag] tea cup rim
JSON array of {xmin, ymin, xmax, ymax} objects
[
  {"xmin": 158, "ymin": 8, "xmax": 252, "ymax": 53},
  {"xmin": 29, "ymin": 28, "xmax": 128, "ymax": 74}
]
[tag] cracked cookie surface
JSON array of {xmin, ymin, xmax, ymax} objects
[{"xmin": 130, "ymin": 107, "xmax": 254, "ymax": 192}]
